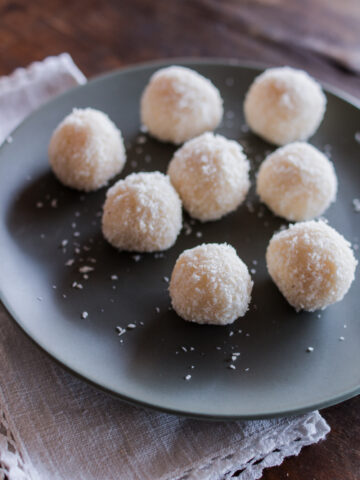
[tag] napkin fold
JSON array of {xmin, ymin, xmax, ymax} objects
[
  {"xmin": 0, "ymin": 53, "xmax": 86, "ymax": 143},
  {"xmin": 0, "ymin": 54, "xmax": 329, "ymax": 480}
]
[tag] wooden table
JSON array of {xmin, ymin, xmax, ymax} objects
[{"xmin": 0, "ymin": 1, "xmax": 359, "ymax": 478}]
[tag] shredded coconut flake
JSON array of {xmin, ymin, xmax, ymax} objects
[
  {"xmin": 79, "ymin": 266, "xmax": 94, "ymax": 273},
  {"xmin": 137, "ymin": 135, "xmax": 147, "ymax": 144},
  {"xmin": 352, "ymin": 198, "xmax": 360, "ymax": 213}
]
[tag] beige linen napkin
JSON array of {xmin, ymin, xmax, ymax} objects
[{"xmin": 0, "ymin": 54, "xmax": 329, "ymax": 480}]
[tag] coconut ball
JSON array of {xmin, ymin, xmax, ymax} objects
[
  {"xmin": 266, "ymin": 221, "xmax": 357, "ymax": 312},
  {"xmin": 168, "ymin": 133, "xmax": 250, "ymax": 221},
  {"xmin": 244, "ymin": 67, "xmax": 326, "ymax": 145},
  {"xmin": 49, "ymin": 108, "xmax": 126, "ymax": 191},
  {"xmin": 257, "ymin": 142, "xmax": 337, "ymax": 221},
  {"xmin": 102, "ymin": 171, "xmax": 182, "ymax": 252},
  {"xmin": 141, "ymin": 66, "xmax": 223, "ymax": 144},
  {"xmin": 169, "ymin": 243, "xmax": 253, "ymax": 325}
]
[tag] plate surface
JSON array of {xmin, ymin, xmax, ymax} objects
[{"xmin": 0, "ymin": 60, "xmax": 359, "ymax": 420}]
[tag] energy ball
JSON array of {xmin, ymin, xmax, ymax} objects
[
  {"xmin": 141, "ymin": 66, "xmax": 223, "ymax": 144},
  {"xmin": 266, "ymin": 221, "xmax": 357, "ymax": 312},
  {"xmin": 102, "ymin": 171, "xmax": 182, "ymax": 252},
  {"xmin": 244, "ymin": 67, "xmax": 326, "ymax": 145},
  {"xmin": 257, "ymin": 142, "xmax": 337, "ymax": 221},
  {"xmin": 168, "ymin": 133, "xmax": 250, "ymax": 221},
  {"xmin": 49, "ymin": 108, "xmax": 126, "ymax": 191},
  {"xmin": 169, "ymin": 243, "xmax": 253, "ymax": 325}
]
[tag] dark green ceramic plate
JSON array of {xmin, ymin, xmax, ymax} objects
[{"xmin": 0, "ymin": 60, "xmax": 359, "ymax": 419}]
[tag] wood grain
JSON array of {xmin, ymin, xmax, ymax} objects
[
  {"xmin": 0, "ymin": 0, "xmax": 360, "ymax": 95},
  {"xmin": 0, "ymin": 1, "xmax": 359, "ymax": 479},
  {"xmin": 262, "ymin": 396, "xmax": 360, "ymax": 480}
]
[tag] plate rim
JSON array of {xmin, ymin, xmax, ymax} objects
[
  {"xmin": 1, "ymin": 58, "xmax": 360, "ymax": 420},
  {"xmin": 1, "ymin": 56, "xmax": 360, "ymax": 153}
]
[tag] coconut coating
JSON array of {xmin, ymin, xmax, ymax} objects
[
  {"xmin": 168, "ymin": 133, "xmax": 250, "ymax": 221},
  {"xmin": 266, "ymin": 221, "xmax": 357, "ymax": 312},
  {"xmin": 244, "ymin": 67, "xmax": 326, "ymax": 146},
  {"xmin": 141, "ymin": 66, "xmax": 223, "ymax": 144},
  {"xmin": 257, "ymin": 142, "xmax": 337, "ymax": 221},
  {"xmin": 102, "ymin": 172, "xmax": 182, "ymax": 252},
  {"xmin": 49, "ymin": 108, "xmax": 126, "ymax": 191},
  {"xmin": 169, "ymin": 243, "xmax": 253, "ymax": 325}
]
